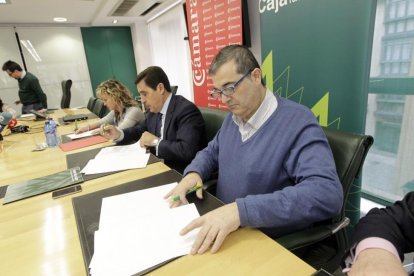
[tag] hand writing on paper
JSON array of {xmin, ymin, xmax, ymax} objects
[
  {"xmin": 99, "ymin": 125, "xmax": 121, "ymax": 140},
  {"xmin": 164, "ymin": 172, "xmax": 203, "ymax": 207},
  {"xmin": 180, "ymin": 203, "xmax": 240, "ymax": 255}
]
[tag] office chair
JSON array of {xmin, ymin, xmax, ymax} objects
[
  {"xmin": 60, "ymin": 79, "xmax": 72, "ymax": 109},
  {"xmin": 198, "ymin": 107, "xmax": 228, "ymax": 193},
  {"xmin": 170, "ymin": 86, "xmax": 178, "ymax": 95},
  {"xmin": 87, "ymin": 97, "xmax": 97, "ymax": 112},
  {"xmin": 199, "ymin": 107, "xmax": 228, "ymax": 143},
  {"xmin": 276, "ymin": 127, "xmax": 373, "ymax": 273},
  {"xmin": 92, "ymin": 98, "xmax": 106, "ymax": 118}
]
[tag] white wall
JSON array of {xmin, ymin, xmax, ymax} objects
[{"xmin": 0, "ymin": 27, "xmax": 93, "ymax": 114}]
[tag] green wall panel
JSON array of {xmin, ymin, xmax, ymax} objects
[{"xmin": 81, "ymin": 27, "xmax": 138, "ymax": 97}]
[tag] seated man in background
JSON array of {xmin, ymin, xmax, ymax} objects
[
  {"xmin": 2, "ymin": 60, "xmax": 48, "ymax": 114},
  {"xmin": 344, "ymin": 191, "xmax": 414, "ymax": 275},
  {"xmin": 103, "ymin": 66, "xmax": 206, "ymax": 173},
  {"xmin": 166, "ymin": 45, "xmax": 343, "ymax": 255},
  {"xmin": 76, "ymin": 79, "xmax": 144, "ymax": 133}
]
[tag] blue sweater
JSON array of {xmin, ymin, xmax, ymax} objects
[{"xmin": 184, "ymin": 95, "xmax": 343, "ymax": 238}]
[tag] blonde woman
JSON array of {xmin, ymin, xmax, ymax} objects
[{"xmin": 76, "ymin": 80, "xmax": 144, "ymax": 134}]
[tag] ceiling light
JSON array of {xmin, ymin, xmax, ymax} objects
[
  {"xmin": 0, "ymin": 0, "xmax": 10, "ymax": 4},
  {"xmin": 112, "ymin": 19, "xmax": 118, "ymax": 24},
  {"xmin": 53, "ymin": 17, "xmax": 67, "ymax": 22},
  {"xmin": 20, "ymin": 40, "xmax": 42, "ymax": 62}
]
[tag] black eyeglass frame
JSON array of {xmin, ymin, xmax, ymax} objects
[{"xmin": 209, "ymin": 69, "xmax": 253, "ymax": 99}]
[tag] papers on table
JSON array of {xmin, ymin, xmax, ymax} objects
[
  {"xmin": 81, "ymin": 141, "xmax": 150, "ymax": 175},
  {"xmin": 67, "ymin": 130, "xmax": 97, "ymax": 140},
  {"xmin": 90, "ymin": 183, "xmax": 200, "ymax": 276}
]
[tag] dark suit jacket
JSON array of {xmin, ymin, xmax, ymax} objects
[
  {"xmin": 120, "ymin": 95, "xmax": 206, "ymax": 173},
  {"xmin": 352, "ymin": 191, "xmax": 414, "ymax": 261}
]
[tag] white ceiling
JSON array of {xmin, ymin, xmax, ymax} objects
[{"xmin": 0, "ymin": 0, "xmax": 181, "ymax": 27}]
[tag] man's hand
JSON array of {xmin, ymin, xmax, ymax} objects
[
  {"xmin": 100, "ymin": 125, "xmax": 121, "ymax": 140},
  {"xmin": 349, "ymin": 248, "xmax": 406, "ymax": 276},
  {"xmin": 14, "ymin": 100, "xmax": 21, "ymax": 105},
  {"xmin": 164, "ymin": 172, "xmax": 203, "ymax": 207},
  {"xmin": 180, "ymin": 203, "xmax": 240, "ymax": 255},
  {"xmin": 139, "ymin": 131, "xmax": 159, "ymax": 148}
]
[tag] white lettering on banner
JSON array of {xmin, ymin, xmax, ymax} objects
[
  {"xmin": 228, "ymin": 0, "xmax": 238, "ymax": 3},
  {"xmin": 204, "ymin": 23, "xmax": 213, "ymax": 30},
  {"xmin": 215, "ymin": 11, "xmax": 225, "ymax": 17},
  {"xmin": 216, "ymin": 44, "xmax": 226, "ymax": 50},
  {"xmin": 205, "ymin": 31, "xmax": 213, "ymax": 36},
  {"xmin": 189, "ymin": 0, "xmax": 206, "ymax": 87},
  {"xmin": 205, "ymin": 46, "xmax": 214, "ymax": 51},
  {"xmin": 215, "ymin": 28, "xmax": 225, "ymax": 34},
  {"xmin": 214, "ymin": 3, "xmax": 224, "ymax": 9},
  {"xmin": 205, "ymin": 39, "xmax": 213, "ymax": 44},
  {"xmin": 216, "ymin": 36, "xmax": 226, "ymax": 42},
  {"xmin": 228, "ymin": 24, "xmax": 241, "ymax": 30},
  {"xmin": 202, "ymin": 8, "xmax": 212, "ymax": 14},
  {"xmin": 208, "ymin": 103, "xmax": 217, "ymax": 108},
  {"xmin": 206, "ymin": 54, "xmax": 215, "ymax": 59},
  {"xmin": 229, "ymin": 33, "xmax": 241, "ymax": 39},
  {"xmin": 202, "ymin": 0, "xmax": 211, "ymax": 6},
  {"xmin": 259, "ymin": 0, "xmax": 299, "ymax": 14},
  {"xmin": 228, "ymin": 7, "xmax": 240, "ymax": 13},
  {"xmin": 215, "ymin": 19, "xmax": 225, "ymax": 26},
  {"xmin": 228, "ymin": 15, "xmax": 240, "ymax": 22},
  {"xmin": 203, "ymin": 15, "xmax": 213, "ymax": 22}
]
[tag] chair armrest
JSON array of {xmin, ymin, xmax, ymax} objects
[{"xmin": 276, "ymin": 217, "xmax": 350, "ymax": 251}]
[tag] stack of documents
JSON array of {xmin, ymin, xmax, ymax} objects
[
  {"xmin": 90, "ymin": 183, "xmax": 200, "ymax": 276},
  {"xmin": 66, "ymin": 130, "xmax": 97, "ymax": 140},
  {"xmin": 81, "ymin": 142, "xmax": 150, "ymax": 175}
]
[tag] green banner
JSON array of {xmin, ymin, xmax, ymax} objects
[{"xmin": 260, "ymin": 0, "xmax": 376, "ymax": 229}]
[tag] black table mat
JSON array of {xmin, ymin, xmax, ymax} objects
[
  {"xmin": 72, "ymin": 169, "xmax": 223, "ymax": 275},
  {"xmin": 0, "ymin": 185, "xmax": 8, "ymax": 199},
  {"xmin": 66, "ymin": 147, "xmax": 160, "ymax": 181}
]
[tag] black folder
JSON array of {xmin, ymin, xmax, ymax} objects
[
  {"xmin": 66, "ymin": 147, "xmax": 160, "ymax": 181},
  {"xmin": 72, "ymin": 170, "xmax": 223, "ymax": 275}
]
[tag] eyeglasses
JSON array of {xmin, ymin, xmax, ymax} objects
[{"xmin": 209, "ymin": 69, "xmax": 253, "ymax": 100}]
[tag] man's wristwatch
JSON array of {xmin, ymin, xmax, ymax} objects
[{"xmin": 152, "ymin": 138, "xmax": 160, "ymax": 147}]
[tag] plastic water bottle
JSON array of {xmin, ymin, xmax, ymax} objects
[{"xmin": 44, "ymin": 118, "xmax": 59, "ymax": 147}]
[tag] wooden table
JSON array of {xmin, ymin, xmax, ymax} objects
[{"xmin": 0, "ymin": 109, "xmax": 315, "ymax": 276}]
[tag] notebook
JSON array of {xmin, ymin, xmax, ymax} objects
[{"xmin": 3, "ymin": 167, "xmax": 84, "ymax": 204}]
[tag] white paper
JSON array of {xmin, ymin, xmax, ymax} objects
[
  {"xmin": 67, "ymin": 130, "xmax": 97, "ymax": 140},
  {"xmin": 90, "ymin": 184, "xmax": 200, "ymax": 276},
  {"xmin": 81, "ymin": 141, "xmax": 149, "ymax": 175}
]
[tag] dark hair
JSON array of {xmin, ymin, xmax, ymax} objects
[
  {"xmin": 135, "ymin": 66, "xmax": 171, "ymax": 92},
  {"xmin": 0, "ymin": 98, "xmax": 3, "ymax": 112},
  {"xmin": 2, "ymin": 60, "xmax": 23, "ymax": 72},
  {"xmin": 209, "ymin": 45, "xmax": 264, "ymax": 85}
]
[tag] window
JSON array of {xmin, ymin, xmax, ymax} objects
[{"xmin": 363, "ymin": 0, "xmax": 414, "ymax": 203}]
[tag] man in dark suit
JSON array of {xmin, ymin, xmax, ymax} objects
[
  {"xmin": 344, "ymin": 191, "xmax": 414, "ymax": 275},
  {"xmin": 103, "ymin": 66, "xmax": 206, "ymax": 173}
]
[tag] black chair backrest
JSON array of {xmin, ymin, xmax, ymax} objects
[
  {"xmin": 87, "ymin": 97, "xmax": 97, "ymax": 112},
  {"xmin": 322, "ymin": 127, "xmax": 374, "ymax": 222},
  {"xmin": 170, "ymin": 86, "xmax": 178, "ymax": 95},
  {"xmin": 199, "ymin": 107, "xmax": 228, "ymax": 143},
  {"xmin": 92, "ymin": 98, "xmax": 106, "ymax": 118},
  {"xmin": 60, "ymin": 79, "xmax": 72, "ymax": 109}
]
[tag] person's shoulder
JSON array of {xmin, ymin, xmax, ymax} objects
[{"xmin": 276, "ymin": 95, "xmax": 314, "ymax": 117}]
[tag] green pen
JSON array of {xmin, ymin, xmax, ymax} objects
[{"xmin": 172, "ymin": 182, "xmax": 203, "ymax": 202}]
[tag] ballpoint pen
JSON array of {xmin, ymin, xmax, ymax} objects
[{"xmin": 171, "ymin": 182, "xmax": 203, "ymax": 202}]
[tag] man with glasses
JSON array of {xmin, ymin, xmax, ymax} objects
[
  {"xmin": 2, "ymin": 60, "xmax": 48, "ymax": 114},
  {"xmin": 166, "ymin": 45, "xmax": 342, "ymax": 255}
]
